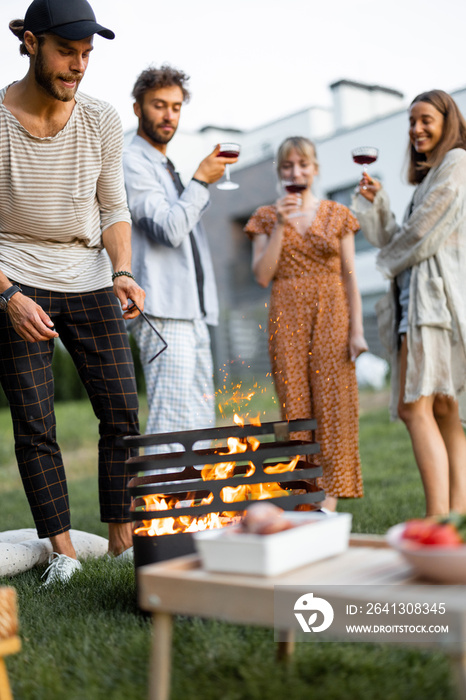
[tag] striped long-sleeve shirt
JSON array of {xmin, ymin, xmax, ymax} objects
[{"xmin": 0, "ymin": 86, "xmax": 131, "ymax": 292}]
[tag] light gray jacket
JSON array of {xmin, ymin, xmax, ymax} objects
[
  {"xmin": 123, "ymin": 135, "xmax": 219, "ymax": 325},
  {"xmin": 352, "ymin": 148, "xmax": 466, "ymax": 421}
]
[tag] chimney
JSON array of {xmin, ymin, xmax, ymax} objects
[{"xmin": 330, "ymin": 79, "xmax": 404, "ymax": 132}]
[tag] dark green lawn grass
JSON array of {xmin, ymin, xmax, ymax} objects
[{"xmin": 0, "ymin": 395, "xmax": 456, "ymax": 700}]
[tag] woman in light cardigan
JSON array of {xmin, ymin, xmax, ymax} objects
[{"xmin": 353, "ymin": 89, "xmax": 466, "ymax": 517}]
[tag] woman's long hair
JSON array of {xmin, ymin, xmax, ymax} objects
[{"xmin": 407, "ymin": 90, "xmax": 466, "ymax": 184}]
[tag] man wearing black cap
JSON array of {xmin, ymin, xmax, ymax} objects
[{"xmin": 0, "ymin": 0, "xmax": 145, "ymax": 585}]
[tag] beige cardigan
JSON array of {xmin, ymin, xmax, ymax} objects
[{"xmin": 352, "ymin": 148, "xmax": 466, "ymax": 421}]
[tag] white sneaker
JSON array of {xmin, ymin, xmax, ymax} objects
[
  {"xmin": 115, "ymin": 546, "xmax": 134, "ymax": 562},
  {"xmin": 41, "ymin": 553, "xmax": 82, "ymax": 587},
  {"xmin": 104, "ymin": 546, "xmax": 134, "ymax": 562}
]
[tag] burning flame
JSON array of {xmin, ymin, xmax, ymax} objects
[
  {"xmin": 264, "ymin": 455, "xmax": 300, "ymax": 474},
  {"xmin": 133, "ymin": 410, "xmax": 303, "ymax": 537},
  {"xmin": 201, "ymin": 414, "xmax": 259, "ymax": 481}
]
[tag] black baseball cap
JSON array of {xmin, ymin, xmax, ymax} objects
[{"xmin": 23, "ymin": 0, "xmax": 115, "ymax": 41}]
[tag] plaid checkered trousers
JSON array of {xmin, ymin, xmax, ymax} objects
[{"xmin": 0, "ymin": 285, "xmax": 139, "ymax": 538}]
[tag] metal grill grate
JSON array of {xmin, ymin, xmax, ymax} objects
[{"xmin": 124, "ymin": 418, "xmax": 323, "ymax": 567}]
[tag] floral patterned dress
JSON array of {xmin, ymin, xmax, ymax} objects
[{"xmin": 245, "ymin": 200, "xmax": 364, "ymax": 498}]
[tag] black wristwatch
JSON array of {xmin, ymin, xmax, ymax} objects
[
  {"xmin": 192, "ymin": 177, "xmax": 209, "ymax": 188},
  {"xmin": 0, "ymin": 285, "xmax": 22, "ymax": 311}
]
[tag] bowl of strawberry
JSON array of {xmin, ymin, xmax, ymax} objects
[{"xmin": 386, "ymin": 513, "xmax": 466, "ymax": 583}]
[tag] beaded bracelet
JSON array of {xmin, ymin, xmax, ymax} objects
[{"xmin": 112, "ymin": 271, "xmax": 135, "ymax": 282}]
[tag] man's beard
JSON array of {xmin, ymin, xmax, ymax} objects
[
  {"xmin": 140, "ymin": 108, "xmax": 176, "ymax": 146},
  {"xmin": 34, "ymin": 47, "xmax": 82, "ymax": 102}
]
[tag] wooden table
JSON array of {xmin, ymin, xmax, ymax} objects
[
  {"xmin": 0, "ymin": 587, "xmax": 20, "ymax": 700},
  {"xmin": 138, "ymin": 535, "xmax": 466, "ymax": 700}
]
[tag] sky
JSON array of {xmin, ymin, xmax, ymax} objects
[{"xmin": 1, "ymin": 0, "xmax": 466, "ymax": 135}]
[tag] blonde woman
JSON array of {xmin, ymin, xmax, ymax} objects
[{"xmin": 244, "ymin": 137, "xmax": 367, "ymax": 511}]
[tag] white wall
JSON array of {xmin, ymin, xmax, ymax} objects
[
  {"xmin": 128, "ymin": 105, "xmax": 334, "ymax": 184},
  {"xmin": 331, "ymin": 83, "xmax": 405, "ymax": 131}
]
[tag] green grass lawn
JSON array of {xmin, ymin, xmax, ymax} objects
[{"xmin": 0, "ymin": 389, "xmax": 456, "ymax": 700}]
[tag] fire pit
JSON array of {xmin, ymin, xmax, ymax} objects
[{"xmin": 124, "ymin": 418, "xmax": 323, "ymax": 568}]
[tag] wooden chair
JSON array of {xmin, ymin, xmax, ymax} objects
[{"xmin": 0, "ymin": 588, "xmax": 20, "ymax": 700}]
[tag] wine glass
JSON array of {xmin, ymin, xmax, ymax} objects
[
  {"xmin": 352, "ymin": 147, "xmax": 378, "ymax": 190},
  {"xmin": 216, "ymin": 143, "xmax": 241, "ymax": 190},
  {"xmin": 281, "ymin": 179, "xmax": 307, "ymax": 218}
]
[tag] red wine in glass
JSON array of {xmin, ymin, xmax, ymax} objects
[
  {"xmin": 281, "ymin": 179, "xmax": 306, "ymax": 217},
  {"xmin": 216, "ymin": 142, "xmax": 241, "ymax": 190},
  {"xmin": 351, "ymin": 146, "xmax": 378, "ymax": 190},
  {"xmin": 352, "ymin": 154, "xmax": 377, "ymax": 166},
  {"xmin": 217, "ymin": 149, "xmax": 240, "ymax": 158},
  {"xmin": 285, "ymin": 182, "xmax": 307, "ymax": 194}
]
